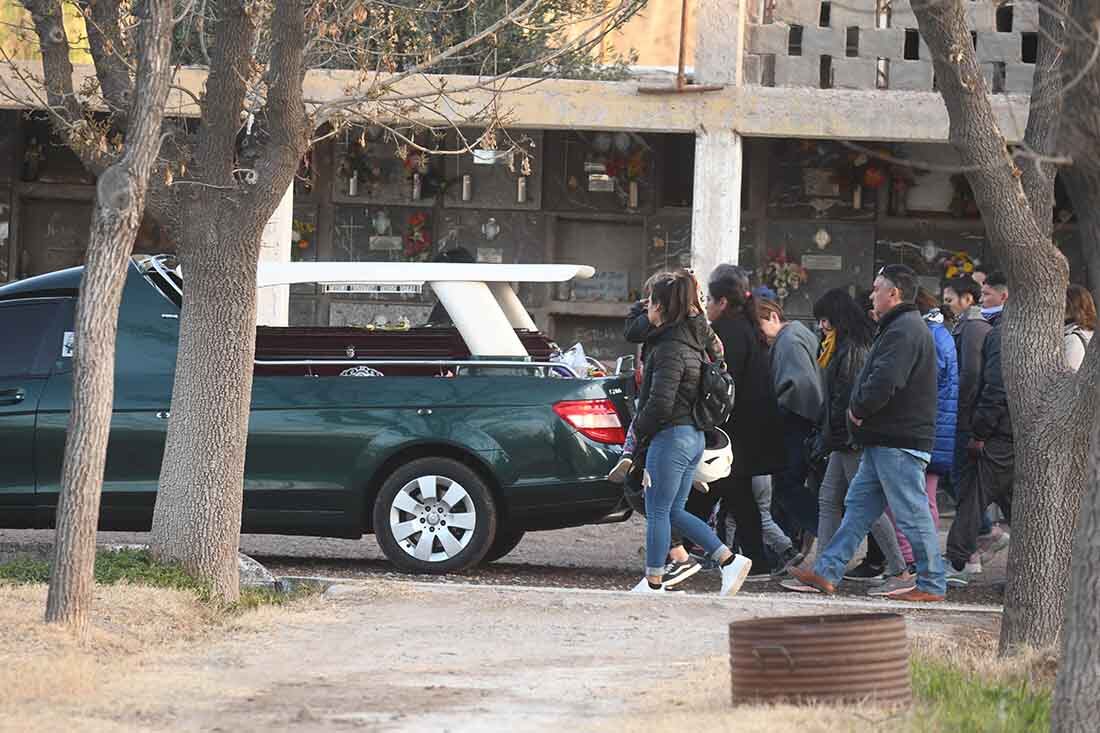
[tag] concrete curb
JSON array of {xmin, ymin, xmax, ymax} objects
[{"xmin": 280, "ymin": 574, "xmax": 1003, "ymax": 615}]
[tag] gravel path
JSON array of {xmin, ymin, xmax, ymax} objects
[
  {"xmin": 0, "ymin": 512, "xmax": 1008, "ymax": 605},
  {"xmin": 5, "ymin": 579, "xmax": 1001, "ymax": 732}
]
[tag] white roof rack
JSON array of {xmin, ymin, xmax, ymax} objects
[{"xmin": 256, "ymin": 262, "xmax": 595, "ymax": 288}]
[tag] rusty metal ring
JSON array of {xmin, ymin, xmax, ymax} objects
[{"xmin": 752, "ymin": 644, "xmax": 794, "ymax": 671}]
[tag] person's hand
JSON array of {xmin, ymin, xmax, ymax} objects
[
  {"xmin": 967, "ymin": 439, "xmax": 986, "ymax": 460},
  {"xmin": 847, "ymin": 408, "xmax": 863, "ymax": 427}
]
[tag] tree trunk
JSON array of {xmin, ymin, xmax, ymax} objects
[
  {"xmin": 44, "ymin": 0, "xmax": 174, "ymax": 632},
  {"xmin": 1000, "ymin": 404, "xmax": 1088, "ymax": 651},
  {"xmin": 148, "ymin": 212, "xmax": 266, "ymax": 603},
  {"xmin": 910, "ymin": 0, "xmax": 1086, "ymax": 653},
  {"xmin": 1053, "ymin": 418, "xmax": 1100, "ymax": 732}
]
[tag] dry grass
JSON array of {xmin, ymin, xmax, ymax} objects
[
  {"xmin": 0, "ymin": 581, "xmax": 326, "ymax": 715},
  {"xmin": 594, "ymin": 631, "xmax": 1056, "ymax": 733}
]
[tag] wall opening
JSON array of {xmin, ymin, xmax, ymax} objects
[
  {"xmin": 904, "ymin": 29, "xmax": 920, "ymax": 60},
  {"xmin": 820, "ymin": 56, "xmax": 834, "ymax": 88},
  {"xmin": 996, "ymin": 4, "xmax": 1014, "ymax": 32},
  {"xmin": 1022, "ymin": 33, "xmax": 1038, "ymax": 63},
  {"xmin": 846, "ymin": 27, "xmax": 860, "ymax": 57},
  {"xmin": 789, "ymin": 25, "xmax": 804, "ymax": 56}
]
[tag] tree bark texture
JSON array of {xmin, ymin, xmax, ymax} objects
[
  {"xmin": 1053, "ymin": 421, "xmax": 1100, "ymax": 732},
  {"xmin": 44, "ymin": 0, "xmax": 174, "ymax": 631},
  {"xmin": 149, "ymin": 0, "xmax": 309, "ymax": 603},
  {"xmin": 912, "ymin": 0, "xmax": 1091, "ymax": 653},
  {"xmin": 149, "ymin": 214, "xmax": 265, "ymax": 603},
  {"xmin": 1053, "ymin": 0, "xmax": 1100, "ymax": 728}
]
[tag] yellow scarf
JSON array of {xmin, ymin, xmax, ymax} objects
[{"xmin": 818, "ymin": 330, "xmax": 837, "ymax": 368}]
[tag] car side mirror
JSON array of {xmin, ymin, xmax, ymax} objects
[{"xmin": 615, "ymin": 354, "xmax": 636, "ymax": 376}]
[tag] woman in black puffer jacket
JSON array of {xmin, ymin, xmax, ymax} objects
[
  {"xmin": 808, "ymin": 289, "xmax": 906, "ymax": 585},
  {"xmin": 631, "ymin": 270, "xmax": 751, "ymax": 595}
]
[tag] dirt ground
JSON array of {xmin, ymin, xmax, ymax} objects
[{"xmin": 1, "ymin": 578, "xmax": 1001, "ymax": 733}]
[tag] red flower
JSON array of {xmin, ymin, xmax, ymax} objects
[{"xmin": 863, "ymin": 166, "xmax": 886, "ymax": 189}]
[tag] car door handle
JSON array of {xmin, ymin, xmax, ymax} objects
[
  {"xmin": 417, "ymin": 408, "xmax": 433, "ymax": 416},
  {"xmin": 156, "ymin": 411, "xmax": 171, "ymax": 420},
  {"xmin": 0, "ymin": 388, "xmax": 25, "ymax": 406}
]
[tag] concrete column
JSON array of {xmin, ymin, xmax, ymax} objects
[
  {"xmin": 690, "ymin": 0, "xmax": 747, "ymax": 283},
  {"xmin": 257, "ymin": 184, "xmax": 293, "ymax": 326},
  {"xmin": 690, "ymin": 128, "xmax": 743, "ymax": 281}
]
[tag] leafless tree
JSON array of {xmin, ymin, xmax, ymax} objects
[
  {"xmin": 15, "ymin": 0, "xmax": 176, "ymax": 633},
  {"xmin": 4, "ymin": 0, "xmax": 643, "ymax": 603},
  {"xmin": 910, "ymin": 0, "xmax": 1100, "ymax": 669}
]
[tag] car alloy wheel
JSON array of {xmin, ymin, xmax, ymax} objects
[{"xmin": 389, "ymin": 475, "xmax": 477, "ymax": 562}]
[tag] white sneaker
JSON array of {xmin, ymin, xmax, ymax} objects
[
  {"xmin": 607, "ymin": 456, "xmax": 633, "ymax": 483},
  {"xmin": 630, "ymin": 578, "xmax": 677, "ymax": 594},
  {"xmin": 719, "ymin": 554, "xmax": 752, "ymax": 597},
  {"xmin": 964, "ymin": 553, "xmax": 983, "ymax": 575}
]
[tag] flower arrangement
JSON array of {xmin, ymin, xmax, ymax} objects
[
  {"xmin": 939, "ymin": 250, "xmax": 977, "ymax": 279},
  {"xmin": 832, "ymin": 152, "xmax": 888, "ymax": 190},
  {"xmin": 290, "ymin": 219, "xmax": 315, "ymax": 261},
  {"xmin": 604, "ymin": 149, "xmax": 646, "ymax": 182},
  {"xmin": 402, "ymin": 148, "xmax": 430, "ymax": 178},
  {"xmin": 763, "ymin": 252, "xmax": 808, "ymax": 301},
  {"xmin": 404, "ymin": 211, "xmax": 432, "ymax": 261},
  {"xmin": 338, "ymin": 138, "xmax": 385, "ymax": 193}
]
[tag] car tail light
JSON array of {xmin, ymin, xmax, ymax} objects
[{"xmin": 553, "ymin": 399, "xmax": 626, "ymax": 445}]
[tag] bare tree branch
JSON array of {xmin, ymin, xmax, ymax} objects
[
  {"xmin": 1020, "ymin": 0, "xmax": 1070, "ymax": 237},
  {"xmin": 76, "ymin": 0, "xmax": 135, "ymax": 124},
  {"xmin": 192, "ymin": 0, "xmax": 256, "ymax": 186},
  {"xmin": 248, "ymin": 0, "xmax": 309, "ymax": 209},
  {"xmin": 19, "ymin": 1, "xmax": 87, "ymax": 125}
]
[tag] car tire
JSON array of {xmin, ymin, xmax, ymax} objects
[
  {"xmin": 373, "ymin": 457, "xmax": 498, "ymax": 574},
  {"xmin": 482, "ymin": 529, "xmax": 526, "ymax": 563}
]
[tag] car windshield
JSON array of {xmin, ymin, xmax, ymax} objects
[{"xmin": 133, "ymin": 254, "xmax": 182, "ymax": 308}]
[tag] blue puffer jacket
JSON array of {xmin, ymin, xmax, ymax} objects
[{"xmin": 925, "ymin": 310, "xmax": 959, "ymax": 475}]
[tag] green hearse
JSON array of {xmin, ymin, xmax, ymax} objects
[{"xmin": 0, "ymin": 256, "xmax": 633, "ymax": 573}]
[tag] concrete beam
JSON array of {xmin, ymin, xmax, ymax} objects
[
  {"xmin": 732, "ymin": 87, "xmax": 1030, "ymax": 143},
  {"xmin": 0, "ymin": 59, "xmax": 1034, "ymax": 143}
]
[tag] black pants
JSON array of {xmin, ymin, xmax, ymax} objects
[
  {"xmin": 771, "ymin": 412, "xmax": 819, "ymax": 538},
  {"xmin": 686, "ymin": 474, "xmax": 768, "ymax": 570},
  {"xmin": 945, "ymin": 436, "xmax": 1015, "ymax": 570}
]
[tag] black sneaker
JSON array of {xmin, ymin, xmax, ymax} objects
[
  {"xmin": 844, "ymin": 560, "xmax": 885, "ymax": 582},
  {"xmin": 661, "ymin": 559, "xmax": 702, "ymax": 587},
  {"xmin": 770, "ymin": 547, "xmax": 805, "ymax": 579}
]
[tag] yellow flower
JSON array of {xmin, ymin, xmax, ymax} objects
[
  {"xmin": 963, "ymin": 262, "xmax": 974, "ymax": 273},
  {"xmin": 947, "ymin": 266, "xmax": 958, "ymax": 278}
]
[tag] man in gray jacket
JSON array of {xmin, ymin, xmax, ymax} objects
[
  {"xmin": 791, "ymin": 265, "xmax": 946, "ymax": 601},
  {"xmin": 757, "ymin": 299, "xmax": 824, "ymax": 544}
]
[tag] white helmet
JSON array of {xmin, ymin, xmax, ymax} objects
[{"xmin": 695, "ymin": 428, "xmax": 733, "ymax": 483}]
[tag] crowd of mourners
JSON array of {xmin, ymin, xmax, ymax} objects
[{"xmin": 612, "ymin": 262, "xmax": 1096, "ymax": 601}]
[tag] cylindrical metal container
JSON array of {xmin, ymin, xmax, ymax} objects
[{"xmin": 729, "ymin": 613, "xmax": 911, "ymax": 707}]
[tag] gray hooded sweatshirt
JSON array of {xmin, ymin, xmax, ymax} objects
[{"xmin": 770, "ymin": 320, "xmax": 825, "ymax": 423}]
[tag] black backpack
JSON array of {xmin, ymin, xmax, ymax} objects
[{"xmin": 693, "ymin": 353, "xmax": 736, "ymax": 431}]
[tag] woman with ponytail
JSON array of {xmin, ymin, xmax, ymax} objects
[
  {"xmin": 685, "ymin": 264, "xmax": 785, "ymax": 575},
  {"xmin": 630, "ymin": 270, "xmax": 752, "ymax": 594}
]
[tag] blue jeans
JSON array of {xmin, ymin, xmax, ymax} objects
[
  {"xmin": 815, "ymin": 446, "xmax": 946, "ymax": 596},
  {"xmin": 644, "ymin": 425, "xmax": 728, "ymax": 576}
]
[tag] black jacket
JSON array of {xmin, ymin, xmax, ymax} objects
[
  {"xmin": 633, "ymin": 314, "xmax": 710, "ymax": 446},
  {"xmin": 624, "ymin": 300, "xmax": 652, "ymax": 344},
  {"xmin": 818, "ymin": 337, "xmax": 870, "ymax": 454},
  {"xmin": 712, "ymin": 314, "xmax": 785, "ymax": 477},
  {"xmin": 953, "ymin": 307, "xmax": 993, "ymax": 433},
  {"xmin": 971, "ymin": 312, "xmax": 1012, "ymax": 441},
  {"xmin": 849, "ymin": 303, "xmax": 938, "ymax": 452}
]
